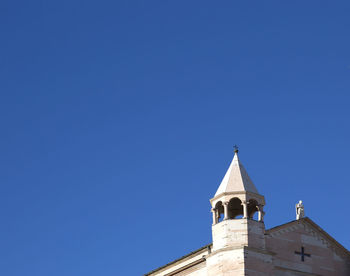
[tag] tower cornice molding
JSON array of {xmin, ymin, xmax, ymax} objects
[
  {"xmin": 210, "ymin": 191, "xmax": 265, "ymax": 205},
  {"xmin": 207, "ymin": 245, "xmax": 275, "ymax": 258}
]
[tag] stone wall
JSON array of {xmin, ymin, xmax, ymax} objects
[{"xmin": 266, "ymin": 221, "xmax": 350, "ymax": 275}]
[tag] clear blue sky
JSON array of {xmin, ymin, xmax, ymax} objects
[{"xmin": 1, "ymin": 1, "xmax": 350, "ymax": 275}]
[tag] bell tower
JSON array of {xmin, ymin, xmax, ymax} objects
[{"xmin": 206, "ymin": 148, "xmax": 273, "ymax": 275}]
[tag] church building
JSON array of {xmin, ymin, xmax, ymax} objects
[{"xmin": 145, "ymin": 149, "xmax": 350, "ymax": 275}]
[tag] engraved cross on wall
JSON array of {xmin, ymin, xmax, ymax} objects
[{"xmin": 295, "ymin": 246, "xmax": 311, "ymax": 262}]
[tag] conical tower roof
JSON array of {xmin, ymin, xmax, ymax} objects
[{"xmin": 214, "ymin": 151, "xmax": 259, "ymax": 197}]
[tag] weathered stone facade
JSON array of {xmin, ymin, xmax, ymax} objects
[{"xmin": 145, "ymin": 151, "xmax": 350, "ymax": 276}]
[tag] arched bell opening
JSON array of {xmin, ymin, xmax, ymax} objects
[
  {"xmin": 228, "ymin": 197, "xmax": 243, "ymax": 219},
  {"xmin": 247, "ymin": 199, "xmax": 259, "ymax": 220},
  {"xmin": 215, "ymin": 201, "xmax": 224, "ymax": 222}
]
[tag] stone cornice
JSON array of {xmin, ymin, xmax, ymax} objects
[
  {"xmin": 208, "ymin": 245, "xmax": 275, "ymax": 258},
  {"xmin": 163, "ymin": 257, "xmax": 206, "ymax": 276},
  {"xmin": 144, "ymin": 244, "xmax": 211, "ymax": 275},
  {"xmin": 210, "ymin": 191, "xmax": 265, "ymax": 204}
]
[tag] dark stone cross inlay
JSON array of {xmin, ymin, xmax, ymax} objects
[{"xmin": 295, "ymin": 246, "xmax": 311, "ymax": 262}]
